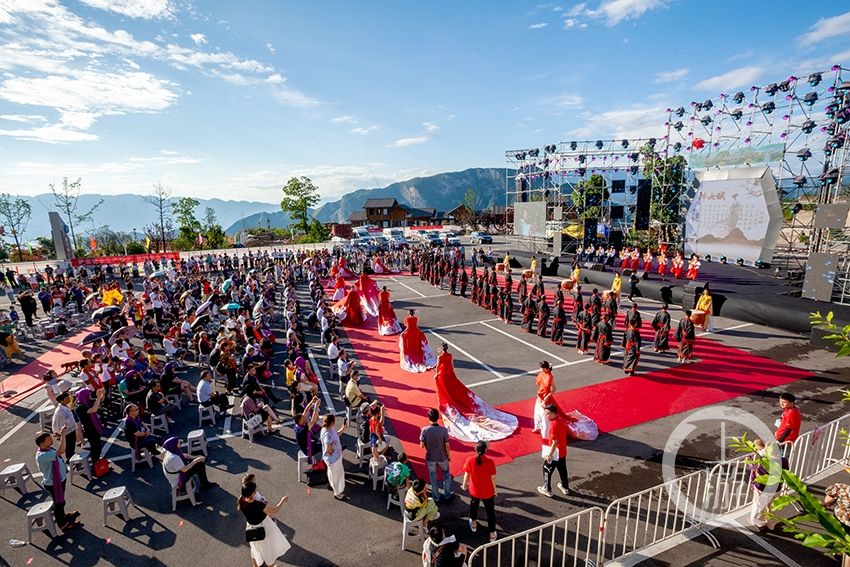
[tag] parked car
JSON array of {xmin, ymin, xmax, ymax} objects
[
  {"xmin": 369, "ymin": 236, "xmax": 389, "ymax": 250},
  {"xmin": 389, "ymin": 236, "xmax": 409, "ymax": 248},
  {"xmin": 438, "ymin": 232, "xmax": 461, "ymax": 247},
  {"xmin": 470, "ymin": 231, "xmax": 492, "ymax": 245},
  {"xmin": 425, "ymin": 233, "xmax": 443, "ymax": 247}
]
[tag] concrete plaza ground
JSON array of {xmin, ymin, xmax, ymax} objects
[{"xmin": 0, "ymin": 269, "xmax": 849, "ymax": 566}]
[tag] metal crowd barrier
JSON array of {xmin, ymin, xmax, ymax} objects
[
  {"xmin": 469, "ymin": 413, "xmax": 850, "ymax": 567},
  {"xmin": 467, "ymin": 507, "xmax": 604, "ymax": 567}
]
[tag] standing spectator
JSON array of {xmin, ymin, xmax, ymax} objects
[
  {"xmin": 775, "ymin": 392, "xmax": 802, "ymax": 443},
  {"xmin": 421, "ymin": 408, "xmax": 452, "ymax": 502},
  {"xmin": 18, "ymin": 290, "xmax": 37, "ymax": 327},
  {"xmin": 321, "ymin": 413, "xmax": 348, "ymax": 500},
  {"xmin": 51, "ymin": 392, "xmax": 77, "ymax": 461},
  {"xmin": 749, "ymin": 438, "xmax": 788, "ymax": 532},
  {"xmin": 537, "ymin": 404, "xmax": 570, "ymax": 498},
  {"xmin": 237, "ymin": 479, "xmax": 291, "ymax": 567},
  {"xmin": 75, "ymin": 387, "xmax": 105, "ymax": 463},
  {"xmin": 35, "ymin": 429, "xmax": 81, "ymax": 532},
  {"xmin": 462, "ymin": 441, "xmax": 498, "ymax": 541}
]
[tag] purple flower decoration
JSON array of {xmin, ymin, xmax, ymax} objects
[
  {"xmin": 780, "ymin": 132, "xmax": 787, "ymax": 139},
  {"xmin": 746, "ymin": 121, "xmax": 753, "ymax": 127},
  {"xmin": 744, "ymin": 137, "xmax": 751, "ymax": 144}
]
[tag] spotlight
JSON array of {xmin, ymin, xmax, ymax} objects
[
  {"xmin": 796, "ymin": 148, "xmax": 811, "ymax": 161},
  {"xmin": 720, "ymin": 255, "xmax": 727, "ymax": 264},
  {"xmin": 808, "ymin": 72, "xmax": 822, "ymax": 87},
  {"xmin": 648, "ymin": 138, "xmax": 656, "ymax": 147},
  {"xmin": 838, "ymin": 81, "xmax": 850, "ymax": 94},
  {"xmin": 674, "ymin": 107, "xmax": 685, "ymax": 117},
  {"xmin": 820, "ymin": 168, "xmax": 839, "ymax": 186},
  {"xmin": 792, "ymin": 175, "xmax": 807, "ymax": 187},
  {"xmin": 578, "ymin": 154, "xmax": 586, "ymax": 163},
  {"xmin": 730, "ymin": 108, "xmax": 743, "ymax": 120},
  {"xmin": 628, "ymin": 185, "xmax": 637, "ymax": 194},
  {"xmin": 704, "ymin": 254, "xmax": 712, "ymax": 262},
  {"xmin": 673, "ymin": 121, "xmax": 684, "ymax": 131},
  {"xmin": 762, "ymin": 101, "xmax": 775, "ymax": 114},
  {"xmin": 700, "ymin": 115, "xmax": 712, "ymax": 126},
  {"xmin": 792, "ymin": 203, "xmax": 803, "ymax": 214},
  {"xmin": 628, "ymin": 205, "xmax": 636, "ymax": 213},
  {"xmin": 629, "ymin": 152, "xmax": 639, "ymax": 162},
  {"xmin": 595, "ymin": 140, "xmax": 604, "ymax": 149},
  {"xmin": 754, "ymin": 259, "xmax": 771, "ymax": 269},
  {"xmin": 826, "ymin": 103, "xmax": 839, "ymax": 119},
  {"xmin": 825, "ymin": 122, "xmax": 839, "ymax": 136},
  {"xmin": 703, "ymin": 99, "xmax": 713, "ymax": 111},
  {"xmin": 837, "ymin": 109, "xmax": 850, "ymax": 125},
  {"xmin": 529, "ymin": 148, "xmax": 539, "ymax": 157},
  {"xmin": 570, "ymin": 141, "xmax": 578, "ymax": 150},
  {"xmin": 577, "ymin": 167, "xmax": 587, "ymax": 177},
  {"xmin": 803, "ymin": 92, "xmax": 818, "ymax": 106},
  {"xmin": 779, "ymin": 79, "xmax": 793, "ymax": 92},
  {"xmin": 673, "ymin": 142, "xmax": 683, "ymax": 152},
  {"xmin": 694, "ymin": 101, "xmax": 703, "ymax": 112},
  {"xmin": 733, "ymin": 91, "xmax": 745, "ymax": 104},
  {"xmin": 621, "ymin": 139, "xmax": 629, "ymax": 148},
  {"xmin": 801, "ymin": 119, "xmax": 816, "ymax": 134},
  {"xmin": 765, "ymin": 83, "xmax": 779, "ymax": 96},
  {"xmin": 515, "ymin": 152, "xmax": 525, "ymax": 160},
  {"xmin": 736, "ymin": 257, "xmax": 744, "ymax": 266},
  {"xmin": 829, "ymin": 135, "xmax": 845, "ymax": 149},
  {"xmin": 629, "ymin": 165, "xmax": 639, "ymax": 175}
]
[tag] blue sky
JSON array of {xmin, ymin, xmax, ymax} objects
[{"xmin": 0, "ymin": 0, "xmax": 848, "ymax": 204}]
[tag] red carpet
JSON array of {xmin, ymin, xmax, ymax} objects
[
  {"xmin": 0, "ymin": 326, "xmax": 98, "ymax": 411},
  {"xmin": 330, "ymin": 274, "xmax": 813, "ymax": 477}
]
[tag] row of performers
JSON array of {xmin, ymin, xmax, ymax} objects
[
  {"xmin": 329, "ymin": 254, "xmax": 395, "ymax": 280},
  {"xmin": 613, "ymin": 250, "xmax": 702, "ymax": 280}
]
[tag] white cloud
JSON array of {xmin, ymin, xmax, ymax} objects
[
  {"xmin": 350, "ymin": 125, "xmax": 379, "ymax": 135},
  {"xmin": 78, "ymin": 0, "xmax": 174, "ymax": 20},
  {"xmin": 654, "ymin": 67, "xmax": 689, "ymax": 83},
  {"xmin": 539, "ymin": 93, "xmax": 584, "ymax": 108},
  {"xmin": 563, "ymin": 18, "xmax": 577, "ymax": 28},
  {"xmin": 272, "ymin": 87, "xmax": 320, "ymax": 108},
  {"xmin": 6, "ymin": 151, "xmax": 203, "ymax": 176},
  {"xmin": 0, "ymin": 123, "xmax": 98, "ymax": 143},
  {"xmin": 567, "ymin": 105, "xmax": 665, "ymax": 139},
  {"xmin": 390, "ymin": 122, "xmax": 439, "ymax": 148},
  {"xmin": 0, "ymin": 114, "xmax": 47, "ymax": 124},
  {"xmin": 798, "ymin": 11, "xmax": 850, "ymax": 46},
  {"xmin": 566, "ymin": 3, "xmax": 587, "ymax": 16},
  {"xmin": 597, "ymin": 0, "xmax": 665, "ymax": 26},
  {"xmin": 189, "ymin": 33, "xmax": 207, "ymax": 46},
  {"xmin": 266, "ymin": 43, "xmax": 276, "ymax": 54},
  {"xmin": 694, "ymin": 66, "xmax": 763, "ymax": 91},
  {"xmin": 330, "ymin": 115, "xmax": 358, "ymax": 124},
  {"xmin": 529, "ymin": 22, "xmax": 548, "ymax": 29}
]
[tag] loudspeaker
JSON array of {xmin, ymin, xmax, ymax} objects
[
  {"xmin": 622, "ymin": 268, "xmax": 633, "ymax": 277},
  {"xmin": 584, "ymin": 262, "xmax": 604, "ymax": 271},
  {"xmin": 636, "ymin": 270, "xmax": 647, "ymax": 280},
  {"xmin": 611, "ymin": 205, "xmax": 624, "ymax": 220},
  {"xmin": 682, "ymin": 281, "xmax": 707, "ymax": 311},
  {"xmin": 609, "ymin": 230, "xmax": 624, "ymax": 249},
  {"xmin": 634, "ymin": 179, "xmax": 651, "ymax": 230},
  {"xmin": 508, "ymin": 258, "xmax": 523, "ymax": 268},
  {"xmin": 516, "ymin": 177, "xmax": 529, "ymax": 202}
]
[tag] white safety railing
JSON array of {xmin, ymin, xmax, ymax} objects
[
  {"xmin": 601, "ymin": 469, "xmax": 716, "ymax": 563},
  {"xmin": 467, "ymin": 507, "xmax": 604, "ymax": 567},
  {"xmin": 470, "ymin": 413, "xmax": 850, "ymax": 567}
]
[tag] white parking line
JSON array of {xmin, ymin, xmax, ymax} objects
[
  {"xmin": 389, "ymin": 276, "xmax": 426, "ymax": 298},
  {"xmin": 480, "ymin": 322, "xmax": 571, "ymax": 365},
  {"xmin": 427, "ymin": 330, "xmax": 506, "ymax": 381},
  {"xmin": 427, "ymin": 318, "xmax": 501, "ymax": 332},
  {"xmin": 394, "ymin": 293, "xmax": 451, "ymax": 302}
]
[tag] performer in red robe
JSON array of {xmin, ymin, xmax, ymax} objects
[
  {"xmin": 331, "ymin": 275, "xmax": 346, "ymax": 301},
  {"xmin": 372, "ymin": 255, "xmax": 390, "ymax": 274},
  {"xmin": 399, "ymin": 309, "xmax": 437, "ymax": 373},
  {"xmin": 532, "ymin": 361, "xmax": 598, "ymax": 441},
  {"xmin": 433, "ymin": 343, "xmax": 517, "ymax": 442},
  {"xmin": 331, "ymin": 286, "xmax": 366, "ymax": 326},
  {"xmin": 337, "ymin": 256, "xmax": 355, "ymax": 278},
  {"xmin": 377, "ymin": 286, "xmax": 402, "ymax": 336},
  {"xmin": 355, "ymin": 272, "xmax": 381, "ymax": 317}
]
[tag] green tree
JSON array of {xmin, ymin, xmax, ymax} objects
[
  {"xmin": 640, "ymin": 145, "xmax": 687, "ymax": 243},
  {"xmin": 144, "ymin": 182, "xmax": 171, "ymax": 252},
  {"xmin": 50, "ymin": 177, "xmax": 103, "ymax": 254},
  {"xmin": 570, "ymin": 174, "xmax": 607, "ymax": 220},
  {"xmin": 201, "ymin": 207, "xmax": 229, "ymax": 249},
  {"xmin": 171, "ymin": 197, "xmax": 201, "ymax": 250},
  {"xmin": 0, "ymin": 193, "xmax": 32, "ymax": 261},
  {"xmin": 280, "ymin": 177, "xmax": 321, "ymax": 234},
  {"xmin": 35, "ymin": 236, "xmax": 55, "ymax": 259}
]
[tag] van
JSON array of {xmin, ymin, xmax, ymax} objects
[
  {"xmin": 353, "ymin": 227, "xmax": 370, "ymax": 239},
  {"xmin": 383, "ymin": 228, "xmax": 404, "ymax": 238}
]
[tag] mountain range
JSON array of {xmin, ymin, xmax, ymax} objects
[{"xmin": 223, "ymin": 167, "xmax": 506, "ymax": 234}]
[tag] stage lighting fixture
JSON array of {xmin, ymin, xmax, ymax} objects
[
  {"xmin": 648, "ymin": 138, "xmax": 656, "ymax": 147},
  {"xmin": 700, "ymin": 115, "xmax": 712, "ymax": 126},
  {"xmin": 629, "ymin": 165, "xmax": 639, "ymax": 175},
  {"xmin": 628, "ymin": 205, "xmax": 636, "ymax": 213},
  {"xmin": 621, "ymin": 139, "xmax": 629, "ymax": 148},
  {"xmin": 595, "ymin": 140, "xmax": 604, "ymax": 150},
  {"xmin": 702, "ymin": 99, "xmax": 713, "ymax": 111},
  {"xmin": 578, "ymin": 154, "xmax": 586, "ymax": 163},
  {"xmin": 673, "ymin": 142, "xmax": 683, "ymax": 152},
  {"xmin": 720, "ymin": 255, "xmax": 727, "ymax": 264},
  {"xmin": 730, "ymin": 108, "xmax": 743, "ymax": 120},
  {"xmin": 825, "ymin": 143, "xmax": 834, "ymax": 157},
  {"xmin": 820, "ymin": 168, "xmax": 839, "ymax": 186},
  {"xmin": 674, "ymin": 107, "xmax": 685, "ymax": 117},
  {"xmin": 570, "ymin": 141, "xmax": 578, "ymax": 150},
  {"xmin": 577, "ymin": 167, "xmax": 587, "ymax": 177},
  {"xmin": 694, "ymin": 101, "xmax": 703, "ymax": 112},
  {"xmin": 796, "ymin": 148, "xmax": 811, "ymax": 161},
  {"xmin": 837, "ymin": 109, "xmax": 850, "ymax": 125},
  {"xmin": 765, "ymin": 83, "xmax": 779, "ymax": 96},
  {"xmin": 704, "ymin": 254, "xmax": 712, "ymax": 262},
  {"xmin": 838, "ymin": 81, "xmax": 850, "ymax": 94},
  {"xmin": 673, "ymin": 121, "xmax": 684, "ymax": 131},
  {"xmin": 529, "ymin": 148, "xmax": 539, "ymax": 157},
  {"xmin": 825, "ymin": 122, "xmax": 839, "ymax": 136},
  {"xmin": 779, "ymin": 79, "xmax": 793, "ymax": 92},
  {"xmin": 629, "ymin": 152, "xmax": 639, "ymax": 162},
  {"xmin": 628, "ymin": 185, "xmax": 637, "ymax": 194},
  {"xmin": 808, "ymin": 72, "xmax": 822, "ymax": 87},
  {"xmin": 829, "ymin": 135, "xmax": 845, "ymax": 149},
  {"xmin": 733, "ymin": 91, "xmax": 745, "ymax": 104},
  {"xmin": 736, "ymin": 257, "xmax": 744, "ymax": 266},
  {"xmin": 793, "ymin": 175, "xmax": 807, "ymax": 187},
  {"xmin": 803, "ymin": 92, "xmax": 818, "ymax": 106},
  {"xmin": 826, "ymin": 103, "xmax": 839, "ymax": 118},
  {"xmin": 762, "ymin": 101, "xmax": 775, "ymax": 114},
  {"xmin": 515, "ymin": 152, "xmax": 526, "ymax": 160},
  {"xmin": 801, "ymin": 119, "xmax": 816, "ymax": 134},
  {"xmin": 754, "ymin": 259, "xmax": 770, "ymax": 269},
  {"xmin": 792, "ymin": 203, "xmax": 803, "ymax": 214}
]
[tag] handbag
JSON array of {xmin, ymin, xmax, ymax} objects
[
  {"xmin": 245, "ymin": 413, "xmax": 264, "ymax": 431},
  {"xmin": 93, "ymin": 458, "xmax": 110, "ymax": 478},
  {"xmin": 245, "ymin": 525, "xmax": 266, "ymax": 542}
]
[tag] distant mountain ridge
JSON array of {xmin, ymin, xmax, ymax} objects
[
  {"xmin": 224, "ymin": 167, "xmax": 506, "ymax": 234},
  {"xmin": 16, "ymin": 194, "xmax": 275, "ymax": 241}
]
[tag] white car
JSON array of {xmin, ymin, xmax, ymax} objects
[{"xmin": 438, "ymin": 232, "xmax": 461, "ymax": 246}]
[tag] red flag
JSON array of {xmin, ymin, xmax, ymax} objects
[
  {"xmin": 90, "ymin": 237, "xmax": 98, "ymax": 251},
  {"xmin": 692, "ymin": 138, "xmax": 705, "ymax": 150}
]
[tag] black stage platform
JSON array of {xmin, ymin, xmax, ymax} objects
[{"xmin": 502, "ymin": 250, "xmax": 850, "ymax": 334}]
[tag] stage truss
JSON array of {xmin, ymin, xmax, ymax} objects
[
  {"xmin": 505, "ymin": 137, "xmax": 671, "ymax": 255},
  {"xmin": 662, "ymin": 65, "xmax": 850, "ymax": 279}
]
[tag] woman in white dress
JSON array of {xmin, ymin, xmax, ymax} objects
[{"xmin": 237, "ymin": 478, "xmax": 291, "ymax": 567}]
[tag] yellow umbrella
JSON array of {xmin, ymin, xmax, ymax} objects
[{"xmin": 102, "ymin": 289, "xmax": 124, "ymax": 306}]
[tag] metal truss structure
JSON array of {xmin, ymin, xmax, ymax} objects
[{"xmin": 662, "ymin": 65, "xmax": 850, "ymax": 277}]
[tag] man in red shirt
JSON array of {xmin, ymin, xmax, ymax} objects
[
  {"xmin": 775, "ymin": 392, "xmax": 801, "ymax": 443},
  {"xmin": 538, "ymin": 404, "xmax": 570, "ymax": 497}
]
